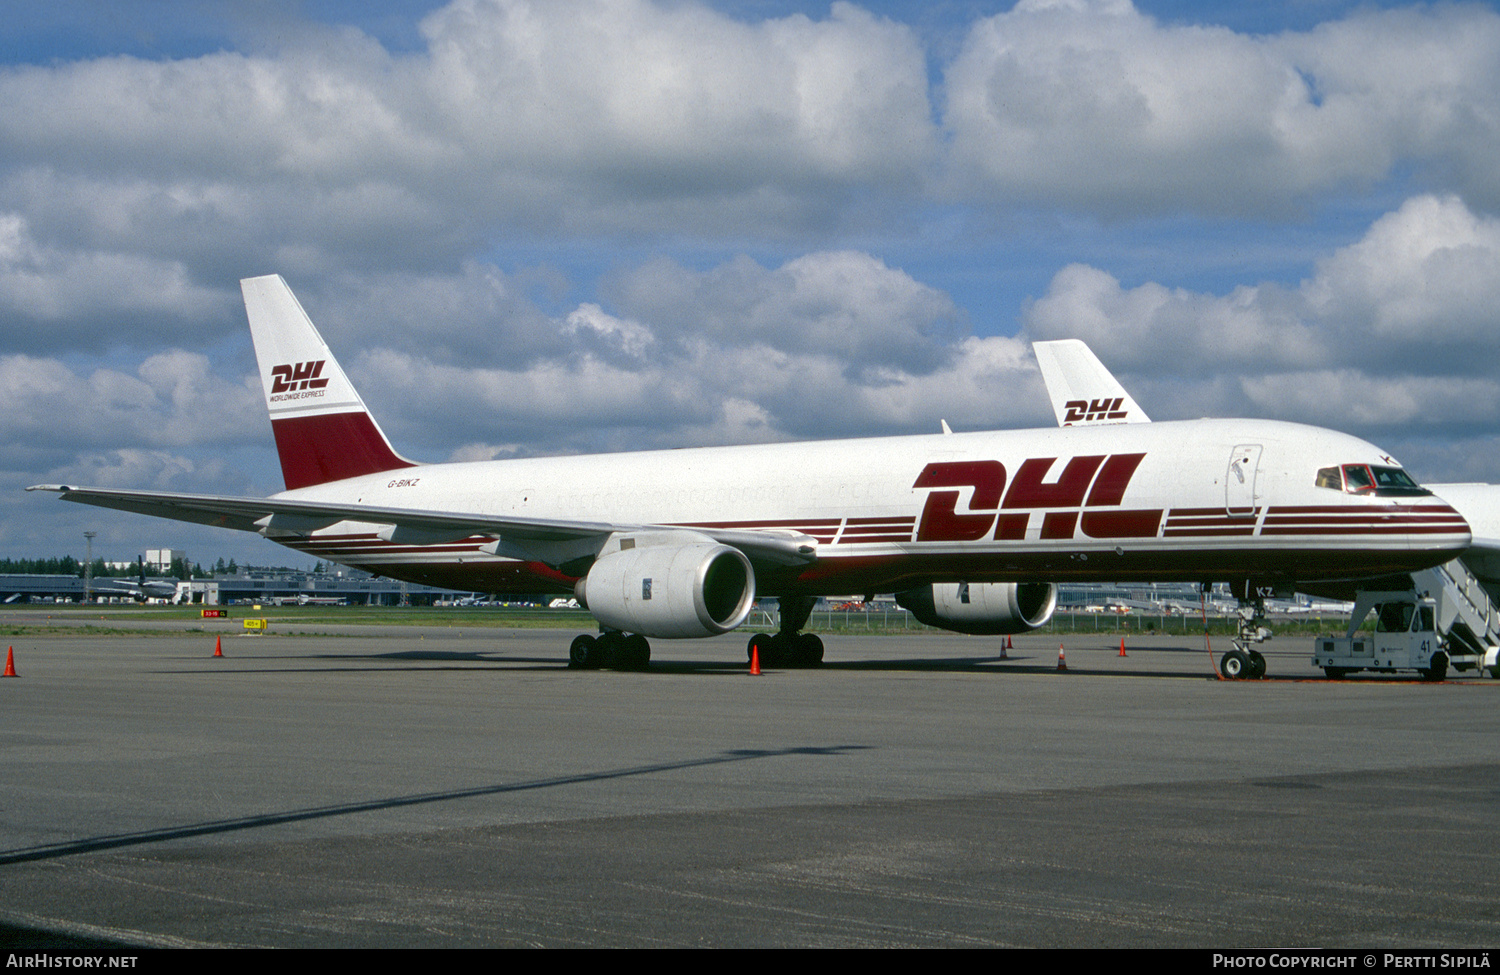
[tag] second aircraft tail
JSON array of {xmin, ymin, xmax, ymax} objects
[{"xmin": 1032, "ymin": 339, "xmax": 1151, "ymax": 427}]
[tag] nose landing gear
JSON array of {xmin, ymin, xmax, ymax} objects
[{"xmin": 1220, "ymin": 596, "xmax": 1270, "ymax": 680}]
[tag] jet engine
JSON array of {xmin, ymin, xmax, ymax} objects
[
  {"xmin": 575, "ymin": 538, "xmax": 756, "ymax": 639},
  {"xmin": 895, "ymin": 582, "xmax": 1057, "ymax": 635}
]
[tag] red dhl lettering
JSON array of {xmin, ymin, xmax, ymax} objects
[
  {"xmin": 271, "ymin": 360, "xmax": 330, "ymax": 394},
  {"xmin": 914, "ymin": 453, "xmax": 1157, "ymax": 542},
  {"xmin": 1062, "ymin": 397, "xmax": 1130, "ymax": 424}
]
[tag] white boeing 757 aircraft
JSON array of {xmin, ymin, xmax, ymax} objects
[{"xmin": 30, "ymin": 276, "xmax": 1471, "ymax": 674}]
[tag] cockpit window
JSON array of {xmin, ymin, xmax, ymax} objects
[
  {"xmin": 1344, "ymin": 465, "xmax": 1375, "ymax": 493},
  {"xmin": 1316, "ymin": 463, "xmax": 1430, "ymax": 497},
  {"xmin": 1371, "ymin": 466, "xmax": 1423, "ymax": 491}
]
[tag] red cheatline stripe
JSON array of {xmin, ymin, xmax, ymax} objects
[
  {"xmin": 1263, "ymin": 514, "xmax": 1465, "ymax": 525},
  {"xmin": 1165, "ymin": 517, "xmax": 1257, "ymax": 527},
  {"xmin": 1267, "ymin": 504, "xmax": 1459, "ymax": 515},
  {"xmin": 1262, "ymin": 525, "xmax": 1468, "ymax": 535}
]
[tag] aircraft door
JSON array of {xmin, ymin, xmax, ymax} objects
[{"xmin": 1225, "ymin": 445, "xmax": 1262, "ymax": 516}]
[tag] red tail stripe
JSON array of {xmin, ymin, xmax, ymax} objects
[{"xmin": 271, "ymin": 412, "xmax": 414, "ymax": 491}]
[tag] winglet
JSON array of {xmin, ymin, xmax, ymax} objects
[
  {"xmin": 1032, "ymin": 339, "xmax": 1150, "ymax": 427},
  {"xmin": 241, "ymin": 275, "xmax": 416, "ymax": 490}
]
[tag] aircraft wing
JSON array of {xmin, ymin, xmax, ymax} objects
[
  {"xmin": 26, "ymin": 485, "xmax": 819, "ymax": 571},
  {"xmin": 1032, "ymin": 339, "xmax": 1151, "ymax": 426}
]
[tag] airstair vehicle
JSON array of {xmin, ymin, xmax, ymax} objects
[{"xmin": 1313, "ymin": 558, "xmax": 1500, "ymax": 680}]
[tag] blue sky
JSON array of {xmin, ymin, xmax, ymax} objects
[{"xmin": 3, "ymin": 0, "xmax": 1500, "ymax": 567}]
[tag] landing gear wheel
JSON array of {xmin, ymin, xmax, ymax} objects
[
  {"xmin": 1220, "ymin": 649, "xmax": 1251, "ymax": 680},
  {"xmin": 592, "ymin": 631, "xmax": 623, "ymax": 669},
  {"xmin": 569, "ymin": 634, "xmax": 599, "ymax": 669},
  {"xmin": 620, "ymin": 634, "xmax": 651, "ymax": 670},
  {"xmin": 749, "ymin": 625, "xmax": 824, "ymax": 669},
  {"xmin": 1247, "ymin": 649, "xmax": 1266, "ymax": 680},
  {"xmin": 794, "ymin": 633, "xmax": 824, "ymax": 667},
  {"xmin": 1422, "ymin": 652, "xmax": 1449, "ymax": 682}
]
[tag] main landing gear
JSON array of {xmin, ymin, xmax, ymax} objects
[
  {"xmin": 1220, "ymin": 596, "xmax": 1270, "ymax": 680},
  {"xmin": 746, "ymin": 595, "xmax": 825, "ymax": 668},
  {"xmin": 568, "ymin": 631, "xmax": 650, "ymax": 671}
]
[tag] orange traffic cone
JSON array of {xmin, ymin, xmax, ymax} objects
[
  {"xmin": 1057, "ymin": 644, "xmax": 1068, "ymax": 671},
  {"xmin": 750, "ymin": 642, "xmax": 761, "ymax": 676},
  {"xmin": 1000, "ymin": 634, "xmax": 1009, "ymax": 660},
  {"xmin": 3, "ymin": 646, "xmax": 16, "ymax": 677},
  {"xmin": 213, "ymin": 635, "xmax": 223, "ymax": 658},
  {"xmin": 1118, "ymin": 637, "xmax": 1127, "ymax": 657}
]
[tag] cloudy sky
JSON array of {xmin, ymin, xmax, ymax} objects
[{"xmin": 4, "ymin": 0, "xmax": 1500, "ymax": 567}]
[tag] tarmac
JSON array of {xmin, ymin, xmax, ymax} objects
[{"xmin": 1, "ymin": 620, "xmax": 1498, "ymax": 948}]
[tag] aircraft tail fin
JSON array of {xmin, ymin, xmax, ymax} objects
[
  {"xmin": 1032, "ymin": 339, "xmax": 1151, "ymax": 427},
  {"xmin": 241, "ymin": 275, "xmax": 417, "ymax": 491}
]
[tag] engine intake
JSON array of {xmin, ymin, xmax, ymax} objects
[
  {"xmin": 576, "ymin": 539, "xmax": 756, "ymax": 638},
  {"xmin": 895, "ymin": 582, "xmax": 1057, "ymax": 635}
]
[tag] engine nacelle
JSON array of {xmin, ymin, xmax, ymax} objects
[
  {"xmin": 895, "ymin": 582, "xmax": 1057, "ymax": 635},
  {"xmin": 575, "ymin": 537, "xmax": 756, "ymax": 639}
]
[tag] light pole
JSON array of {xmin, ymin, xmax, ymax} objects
[{"xmin": 83, "ymin": 531, "xmax": 96, "ymax": 604}]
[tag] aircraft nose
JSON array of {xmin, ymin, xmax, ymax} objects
[{"xmin": 1413, "ymin": 500, "xmax": 1471, "ymax": 556}]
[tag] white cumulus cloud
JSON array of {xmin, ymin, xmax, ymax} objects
[
  {"xmin": 944, "ymin": 0, "xmax": 1500, "ymax": 215},
  {"xmin": 1024, "ymin": 194, "xmax": 1500, "ymax": 435}
]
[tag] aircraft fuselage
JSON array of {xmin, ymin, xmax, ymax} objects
[{"xmin": 273, "ymin": 417, "xmax": 1469, "ymax": 596}]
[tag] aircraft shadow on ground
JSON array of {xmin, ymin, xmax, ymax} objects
[
  {"xmin": 0, "ymin": 744, "xmax": 870, "ymax": 866},
  {"xmin": 162, "ymin": 651, "xmax": 1222, "ymax": 678},
  {"xmin": 161, "ymin": 644, "xmax": 1432, "ymax": 681},
  {"xmin": 159, "ymin": 645, "xmax": 1234, "ymax": 678}
]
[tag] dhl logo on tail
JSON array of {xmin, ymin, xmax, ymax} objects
[
  {"xmin": 1062, "ymin": 397, "xmax": 1130, "ymax": 424},
  {"xmin": 270, "ymin": 360, "xmax": 329, "ymax": 394}
]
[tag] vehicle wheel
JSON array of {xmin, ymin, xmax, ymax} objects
[
  {"xmin": 1220, "ymin": 649, "xmax": 1249, "ymax": 679},
  {"xmin": 621, "ymin": 634, "xmax": 651, "ymax": 670},
  {"xmin": 1422, "ymin": 652, "xmax": 1449, "ymax": 682},
  {"xmin": 1323, "ymin": 667, "xmax": 1349, "ymax": 679},
  {"xmin": 1248, "ymin": 650, "xmax": 1266, "ymax": 679},
  {"xmin": 796, "ymin": 633, "xmax": 824, "ymax": 667},
  {"xmin": 569, "ymin": 634, "xmax": 598, "ymax": 669}
]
